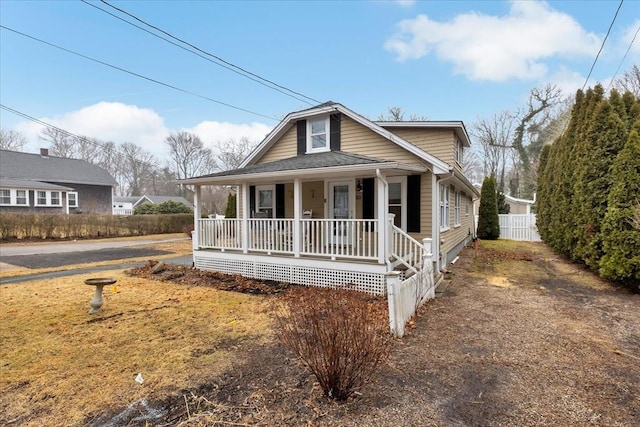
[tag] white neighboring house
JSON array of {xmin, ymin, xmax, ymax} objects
[
  {"xmin": 112, "ymin": 195, "xmax": 194, "ymax": 215},
  {"xmin": 504, "ymin": 194, "xmax": 536, "ymax": 215}
]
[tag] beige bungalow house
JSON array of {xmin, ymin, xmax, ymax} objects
[{"xmin": 180, "ymin": 102, "xmax": 479, "ymax": 296}]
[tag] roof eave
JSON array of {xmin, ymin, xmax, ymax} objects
[{"xmin": 180, "ymin": 162, "xmax": 427, "ymax": 186}]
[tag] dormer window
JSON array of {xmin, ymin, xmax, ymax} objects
[
  {"xmin": 455, "ymin": 137, "xmax": 463, "ymax": 164},
  {"xmin": 307, "ymin": 117, "xmax": 330, "ymax": 153}
]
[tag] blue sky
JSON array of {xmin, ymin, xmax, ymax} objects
[{"xmin": 0, "ymin": 0, "xmax": 638, "ymax": 159}]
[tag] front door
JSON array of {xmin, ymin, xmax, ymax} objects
[{"xmin": 329, "ymin": 181, "xmax": 353, "ymax": 245}]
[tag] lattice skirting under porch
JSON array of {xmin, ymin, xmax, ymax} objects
[{"xmin": 194, "ymin": 254, "xmax": 386, "ymax": 295}]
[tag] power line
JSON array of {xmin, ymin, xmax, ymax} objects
[
  {"xmin": 81, "ymin": 0, "xmax": 318, "ymax": 106},
  {"xmin": 606, "ymin": 22, "xmax": 639, "ymax": 91},
  {"xmin": 581, "ymin": 0, "xmax": 624, "ymax": 91},
  {"xmin": 93, "ymin": 0, "xmax": 321, "ymax": 106},
  {"xmin": 0, "ymin": 103, "xmax": 158, "ymax": 171},
  {"xmin": 0, "ymin": 25, "xmax": 280, "ymax": 122}
]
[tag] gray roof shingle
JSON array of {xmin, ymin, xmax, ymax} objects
[
  {"xmin": 194, "ymin": 151, "xmax": 394, "ymax": 179},
  {"xmin": 0, "ymin": 150, "xmax": 117, "ymax": 186}
]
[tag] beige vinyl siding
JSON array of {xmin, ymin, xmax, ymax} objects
[
  {"xmin": 387, "ymin": 128, "xmax": 455, "ymax": 165},
  {"xmin": 257, "ymin": 126, "xmax": 297, "ymax": 164},
  {"xmin": 340, "ymin": 117, "xmax": 423, "ymax": 164},
  {"xmin": 440, "ymin": 190, "xmax": 474, "ymax": 257},
  {"xmin": 283, "ymin": 181, "xmax": 324, "ymax": 218},
  {"xmin": 408, "ymin": 171, "xmax": 432, "ymax": 241}
]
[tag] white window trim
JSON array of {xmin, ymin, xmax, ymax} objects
[
  {"xmin": 68, "ymin": 191, "xmax": 78, "ymax": 208},
  {"xmin": 455, "ymin": 137, "xmax": 463, "ymax": 165},
  {"xmin": 306, "ymin": 116, "xmax": 330, "ymax": 153},
  {"xmin": 454, "ymin": 191, "xmax": 461, "ymax": 227},
  {"xmin": 255, "ymin": 185, "xmax": 275, "ymax": 217},
  {"xmin": 35, "ymin": 190, "xmax": 63, "ymax": 207},
  {"xmin": 387, "ymin": 176, "xmax": 407, "ymax": 230},
  {"xmin": 439, "ymin": 184, "xmax": 450, "ymax": 231},
  {"xmin": 0, "ymin": 188, "xmax": 31, "ymax": 206}
]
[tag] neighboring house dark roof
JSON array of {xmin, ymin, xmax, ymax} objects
[
  {"xmin": 113, "ymin": 196, "xmax": 141, "ymax": 204},
  {"xmin": 0, "ymin": 149, "xmax": 117, "ymax": 186},
  {"xmin": 195, "ymin": 151, "xmax": 398, "ymax": 179},
  {"xmin": 0, "ymin": 178, "xmax": 74, "ymax": 191},
  {"xmin": 136, "ymin": 195, "xmax": 194, "ymax": 208}
]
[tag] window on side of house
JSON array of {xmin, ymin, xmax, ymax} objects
[
  {"xmin": 50, "ymin": 191, "xmax": 61, "ymax": 206},
  {"xmin": 255, "ymin": 185, "xmax": 274, "ymax": 218},
  {"xmin": 455, "ymin": 137, "xmax": 463, "ymax": 165},
  {"xmin": 307, "ymin": 117, "xmax": 330, "ymax": 153},
  {"xmin": 454, "ymin": 191, "xmax": 461, "ymax": 226},
  {"xmin": 0, "ymin": 189, "xmax": 10, "ymax": 205},
  {"xmin": 68, "ymin": 192, "xmax": 78, "ymax": 208},
  {"xmin": 36, "ymin": 191, "xmax": 47, "ymax": 206},
  {"xmin": 439, "ymin": 184, "xmax": 450, "ymax": 230},
  {"xmin": 16, "ymin": 190, "xmax": 28, "ymax": 205}
]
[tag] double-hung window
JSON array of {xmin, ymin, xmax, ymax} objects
[
  {"xmin": 454, "ymin": 191, "xmax": 461, "ymax": 226},
  {"xmin": 36, "ymin": 191, "xmax": 47, "ymax": 206},
  {"xmin": 1, "ymin": 189, "xmax": 30, "ymax": 206},
  {"xmin": 50, "ymin": 191, "xmax": 61, "ymax": 206},
  {"xmin": 0, "ymin": 189, "xmax": 10, "ymax": 205},
  {"xmin": 455, "ymin": 137, "xmax": 463, "ymax": 165},
  {"xmin": 16, "ymin": 190, "xmax": 28, "ymax": 205},
  {"xmin": 68, "ymin": 192, "xmax": 78, "ymax": 208},
  {"xmin": 440, "ymin": 184, "xmax": 450, "ymax": 230},
  {"xmin": 307, "ymin": 117, "xmax": 330, "ymax": 153},
  {"xmin": 255, "ymin": 185, "xmax": 274, "ymax": 218},
  {"xmin": 387, "ymin": 177, "xmax": 406, "ymax": 229}
]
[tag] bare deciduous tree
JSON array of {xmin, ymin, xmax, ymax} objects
[
  {"xmin": 0, "ymin": 129, "xmax": 27, "ymax": 151},
  {"xmin": 471, "ymin": 110, "xmax": 515, "ymax": 191},
  {"xmin": 166, "ymin": 131, "xmax": 215, "ymax": 179},
  {"xmin": 614, "ymin": 64, "xmax": 640, "ymax": 97},
  {"xmin": 40, "ymin": 126, "xmax": 76, "ymax": 157},
  {"xmin": 214, "ymin": 137, "xmax": 258, "ymax": 171},
  {"xmin": 119, "ymin": 142, "xmax": 158, "ymax": 196},
  {"xmin": 377, "ymin": 106, "xmax": 428, "ymax": 121}
]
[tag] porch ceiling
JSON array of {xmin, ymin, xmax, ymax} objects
[{"xmin": 179, "ymin": 151, "xmax": 427, "ymax": 185}]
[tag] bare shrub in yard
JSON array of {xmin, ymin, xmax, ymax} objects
[{"xmin": 274, "ymin": 286, "xmax": 392, "ymax": 401}]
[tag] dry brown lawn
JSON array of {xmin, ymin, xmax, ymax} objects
[
  {"xmin": 1, "ymin": 239, "xmax": 639, "ymax": 426},
  {"xmin": 0, "ymin": 270, "xmax": 274, "ymax": 426}
]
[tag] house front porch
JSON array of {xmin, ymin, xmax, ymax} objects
[{"xmin": 193, "ymin": 215, "xmax": 429, "ymax": 294}]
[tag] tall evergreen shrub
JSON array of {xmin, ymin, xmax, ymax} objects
[
  {"xmin": 225, "ymin": 192, "xmax": 237, "ymax": 218},
  {"xmin": 599, "ymin": 123, "xmax": 640, "ymax": 287},
  {"xmin": 477, "ymin": 176, "xmax": 500, "ymax": 240}
]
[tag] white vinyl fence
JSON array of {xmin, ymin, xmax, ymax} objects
[{"xmin": 475, "ymin": 214, "xmax": 541, "ymax": 242}]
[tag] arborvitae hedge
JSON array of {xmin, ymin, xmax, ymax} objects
[
  {"xmin": 537, "ymin": 85, "xmax": 640, "ymax": 290},
  {"xmin": 477, "ymin": 175, "xmax": 500, "ymax": 240},
  {"xmin": 599, "ymin": 122, "xmax": 640, "ymax": 285}
]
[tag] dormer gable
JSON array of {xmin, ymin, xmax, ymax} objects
[{"xmin": 296, "ymin": 113, "xmax": 341, "ymax": 155}]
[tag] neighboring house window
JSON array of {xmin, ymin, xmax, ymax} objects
[
  {"xmin": 307, "ymin": 117, "xmax": 330, "ymax": 153},
  {"xmin": 465, "ymin": 197, "xmax": 470, "ymax": 215},
  {"xmin": 455, "ymin": 137, "xmax": 463, "ymax": 165},
  {"xmin": 35, "ymin": 190, "xmax": 63, "ymax": 207},
  {"xmin": 0, "ymin": 189, "xmax": 31, "ymax": 206},
  {"xmin": 37, "ymin": 191, "xmax": 47, "ymax": 206},
  {"xmin": 50, "ymin": 191, "xmax": 61, "ymax": 206},
  {"xmin": 440, "ymin": 184, "xmax": 450, "ymax": 230},
  {"xmin": 256, "ymin": 185, "xmax": 274, "ymax": 217},
  {"xmin": 68, "ymin": 192, "xmax": 78, "ymax": 208},
  {"xmin": 0, "ymin": 189, "xmax": 10, "ymax": 205},
  {"xmin": 16, "ymin": 190, "xmax": 27, "ymax": 205},
  {"xmin": 454, "ymin": 191, "xmax": 461, "ymax": 226}
]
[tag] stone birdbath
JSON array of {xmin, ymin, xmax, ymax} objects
[{"xmin": 84, "ymin": 278, "xmax": 116, "ymax": 314}]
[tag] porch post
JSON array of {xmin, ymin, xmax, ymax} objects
[
  {"xmin": 293, "ymin": 178, "xmax": 301, "ymax": 257},
  {"xmin": 241, "ymin": 183, "xmax": 249, "ymax": 254},
  {"xmin": 376, "ymin": 170, "xmax": 387, "ymax": 265},
  {"xmin": 432, "ymin": 174, "xmax": 440, "ymax": 271},
  {"xmin": 193, "ymin": 185, "xmax": 201, "ymax": 250}
]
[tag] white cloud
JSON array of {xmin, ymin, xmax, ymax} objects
[
  {"xmin": 16, "ymin": 101, "xmax": 170, "ymax": 156},
  {"xmin": 185, "ymin": 121, "xmax": 272, "ymax": 153},
  {"xmin": 620, "ymin": 20, "xmax": 640, "ymax": 58},
  {"xmin": 384, "ymin": 1, "xmax": 601, "ymax": 82},
  {"xmin": 394, "ymin": 0, "xmax": 415, "ymax": 7},
  {"xmin": 12, "ymin": 102, "xmax": 273, "ymax": 160},
  {"xmin": 545, "ymin": 66, "xmax": 585, "ymax": 96}
]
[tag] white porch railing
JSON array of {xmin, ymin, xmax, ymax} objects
[
  {"xmin": 113, "ymin": 208, "xmax": 133, "ymax": 215},
  {"xmin": 387, "ymin": 238, "xmax": 435, "ymax": 337},
  {"xmin": 197, "ymin": 218, "xmax": 380, "ymax": 260},
  {"xmin": 389, "ymin": 221, "xmax": 424, "ymax": 276}
]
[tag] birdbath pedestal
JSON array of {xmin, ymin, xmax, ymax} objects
[{"xmin": 85, "ymin": 278, "xmax": 116, "ymax": 314}]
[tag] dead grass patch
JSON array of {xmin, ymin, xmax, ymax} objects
[{"xmin": 0, "ymin": 270, "xmax": 272, "ymax": 426}]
